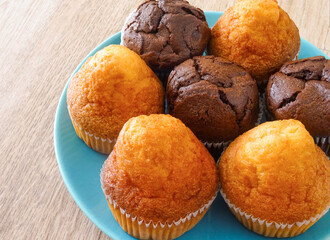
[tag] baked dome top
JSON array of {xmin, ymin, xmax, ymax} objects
[
  {"xmin": 167, "ymin": 56, "xmax": 259, "ymax": 142},
  {"xmin": 208, "ymin": 0, "xmax": 300, "ymax": 87},
  {"xmin": 67, "ymin": 45, "xmax": 164, "ymax": 139},
  {"xmin": 101, "ymin": 114, "xmax": 218, "ymax": 223},
  {"xmin": 220, "ymin": 119, "xmax": 330, "ymax": 224},
  {"xmin": 266, "ymin": 56, "xmax": 330, "ymax": 136},
  {"xmin": 122, "ymin": 0, "xmax": 210, "ymax": 69}
]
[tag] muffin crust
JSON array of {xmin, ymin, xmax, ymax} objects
[
  {"xmin": 220, "ymin": 120, "xmax": 330, "ymax": 224},
  {"xmin": 67, "ymin": 45, "xmax": 164, "ymax": 140},
  {"xmin": 167, "ymin": 56, "xmax": 259, "ymax": 142},
  {"xmin": 122, "ymin": 0, "xmax": 210, "ymax": 69},
  {"xmin": 101, "ymin": 114, "xmax": 218, "ymax": 223},
  {"xmin": 208, "ymin": 0, "xmax": 300, "ymax": 87},
  {"xmin": 266, "ymin": 56, "xmax": 330, "ymax": 136}
]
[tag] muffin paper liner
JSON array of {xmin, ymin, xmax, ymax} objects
[
  {"xmin": 256, "ymin": 94, "xmax": 265, "ymax": 127},
  {"xmin": 105, "ymin": 193, "xmax": 216, "ymax": 228},
  {"xmin": 203, "ymin": 140, "xmax": 231, "ymax": 151},
  {"xmin": 100, "ymin": 172, "xmax": 218, "ymax": 240},
  {"xmin": 70, "ymin": 119, "xmax": 116, "ymax": 154},
  {"xmin": 293, "ymin": 51, "xmax": 299, "ymax": 61},
  {"xmin": 220, "ymin": 189, "xmax": 330, "ymax": 238},
  {"xmin": 314, "ymin": 136, "xmax": 330, "ymax": 156}
]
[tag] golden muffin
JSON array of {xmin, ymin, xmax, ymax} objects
[
  {"xmin": 208, "ymin": 0, "xmax": 300, "ymax": 88},
  {"xmin": 219, "ymin": 119, "xmax": 330, "ymax": 237},
  {"xmin": 101, "ymin": 114, "xmax": 218, "ymax": 240},
  {"xmin": 67, "ymin": 45, "xmax": 164, "ymax": 154}
]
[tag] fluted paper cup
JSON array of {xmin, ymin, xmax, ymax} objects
[
  {"xmin": 70, "ymin": 119, "xmax": 116, "ymax": 154},
  {"xmin": 220, "ymin": 189, "xmax": 330, "ymax": 238},
  {"xmin": 102, "ymin": 188, "xmax": 217, "ymax": 240},
  {"xmin": 314, "ymin": 136, "xmax": 330, "ymax": 156}
]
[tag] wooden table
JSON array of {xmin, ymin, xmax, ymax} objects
[{"xmin": 0, "ymin": 0, "xmax": 328, "ymax": 239}]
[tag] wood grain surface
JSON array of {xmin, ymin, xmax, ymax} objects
[{"xmin": 0, "ymin": 0, "xmax": 329, "ymax": 239}]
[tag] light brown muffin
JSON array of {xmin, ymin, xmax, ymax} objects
[
  {"xmin": 67, "ymin": 45, "xmax": 164, "ymax": 154},
  {"xmin": 101, "ymin": 114, "xmax": 218, "ymax": 240},
  {"xmin": 208, "ymin": 0, "xmax": 300, "ymax": 88},
  {"xmin": 219, "ymin": 119, "xmax": 330, "ymax": 237}
]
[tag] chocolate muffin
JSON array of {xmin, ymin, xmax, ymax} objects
[
  {"xmin": 167, "ymin": 56, "xmax": 259, "ymax": 143},
  {"xmin": 121, "ymin": 0, "xmax": 210, "ymax": 71},
  {"xmin": 266, "ymin": 56, "xmax": 330, "ymax": 154}
]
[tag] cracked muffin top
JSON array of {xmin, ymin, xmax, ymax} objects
[
  {"xmin": 101, "ymin": 114, "xmax": 218, "ymax": 223},
  {"xmin": 167, "ymin": 55, "xmax": 259, "ymax": 143},
  {"xmin": 220, "ymin": 119, "xmax": 330, "ymax": 224},
  {"xmin": 266, "ymin": 56, "xmax": 330, "ymax": 136},
  {"xmin": 67, "ymin": 45, "xmax": 164, "ymax": 140},
  {"xmin": 208, "ymin": 0, "xmax": 300, "ymax": 89},
  {"xmin": 121, "ymin": 0, "xmax": 210, "ymax": 70}
]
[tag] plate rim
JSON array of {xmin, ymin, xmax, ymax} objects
[{"xmin": 54, "ymin": 10, "xmax": 329, "ymax": 240}]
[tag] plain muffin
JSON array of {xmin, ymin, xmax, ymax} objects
[
  {"xmin": 101, "ymin": 114, "xmax": 218, "ymax": 240},
  {"xmin": 266, "ymin": 56, "xmax": 330, "ymax": 154},
  {"xmin": 67, "ymin": 45, "xmax": 164, "ymax": 154},
  {"xmin": 208, "ymin": 0, "xmax": 300, "ymax": 88},
  {"xmin": 219, "ymin": 120, "xmax": 330, "ymax": 237},
  {"xmin": 121, "ymin": 0, "xmax": 210, "ymax": 70},
  {"xmin": 167, "ymin": 56, "xmax": 259, "ymax": 143}
]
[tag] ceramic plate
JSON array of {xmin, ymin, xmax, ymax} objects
[{"xmin": 54, "ymin": 11, "xmax": 329, "ymax": 240}]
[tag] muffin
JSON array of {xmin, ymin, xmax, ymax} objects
[
  {"xmin": 101, "ymin": 114, "xmax": 218, "ymax": 240},
  {"xmin": 67, "ymin": 45, "xmax": 164, "ymax": 154},
  {"xmin": 208, "ymin": 0, "xmax": 300, "ymax": 89},
  {"xmin": 266, "ymin": 56, "xmax": 330, "ymax": 155},
  {"xmin": 219, "ymin": 120, "xmax": 330, "ymax": 238},
  {"xmin": 167, "ymin": 56, "xmax": 260, "ymax": 148},
  {"xmin": 121, "ymin": 0, "xmax": 210, "ymax": 83}
]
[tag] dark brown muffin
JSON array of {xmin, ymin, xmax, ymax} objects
[
  {"xmin": 266, "ymin": 56, "xmax": 330, "ymax": 137},
  {"xmin": 167, "ymin": 56, "xmax": 259, "ymax": 143},
  {"xmin": 121, "ymin": 0, "xmax": 210, "ymax": 70}
]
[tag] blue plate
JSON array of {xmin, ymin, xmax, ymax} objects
[{"xmin": 54, "ymin": 11, "xmax": 329, "ymax": 240}]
